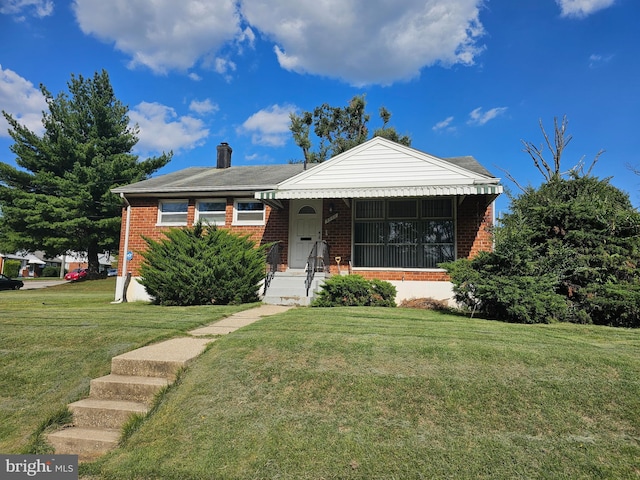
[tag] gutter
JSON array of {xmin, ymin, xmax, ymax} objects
[{"xmin": 111, "ymin": 192, "xmax": 132, "ymax": 304}]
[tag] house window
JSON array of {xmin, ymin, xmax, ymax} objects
[
  {"xmin": 354, "ymin": 198, "xmax": 454, "ymax": 268},
  {"xmin": 158, "ymin": 199, "xmax": 188, "ymax": 225},
  {"xmin": 196, "ymin": 199, "xmax": 226, "ymax": 225},
  {"xmin": 233, "ymin": 199, "xmax": 265, "ymax": 225}
]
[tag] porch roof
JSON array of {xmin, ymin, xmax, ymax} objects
[
  {"xmin": 257, "ymin": 183, "xmax": 502, "ymax": 200},
  {"xmin": 255, "ymin": 137, "xmax": 503, "ymax": 201}
]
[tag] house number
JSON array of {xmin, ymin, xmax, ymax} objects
[{"xmin": 324, "ymin": 213, "xmax": 338, "ymax": 224}]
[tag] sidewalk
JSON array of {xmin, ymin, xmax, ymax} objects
[
  {"xmin": 48, "ymin": 303, "xmax": 294, "ymax": 461},
  {"xmin": 116, "ymin": 304, "xmax": 295, "ymax": 373},
  {"xmin": 189, "ymin": 304, "xmax": 293, "ymax": 336}
]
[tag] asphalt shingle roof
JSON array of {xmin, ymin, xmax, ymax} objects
[
  {"xmin": 112, "ymin": 154, "xmax": 496, "ymax": 196},
  {"xmin": 112, "ymin": 164, "xmax": 309, "ymax": 195}
]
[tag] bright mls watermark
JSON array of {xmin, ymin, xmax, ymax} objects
[{"xmin": 1, "ymin": 455, "xmax": 77, "ymax": 479}]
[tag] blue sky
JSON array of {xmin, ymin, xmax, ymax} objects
[{"xmin": 1, "ymin": 0, "xmax": 638, "ymax": 215}]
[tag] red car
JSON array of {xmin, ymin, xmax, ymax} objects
[{"xmin": 64, "ymin": 268, "xmax": 88, "ymax": 281}]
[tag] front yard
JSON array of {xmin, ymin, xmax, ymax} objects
[{"xmin": 1, "ymin": 280, "xmax": 638, "ymax": 478}]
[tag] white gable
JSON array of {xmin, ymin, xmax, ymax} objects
[{"xmin": 257, "ymin": 137, "xmax": 502, "ymax": 200}]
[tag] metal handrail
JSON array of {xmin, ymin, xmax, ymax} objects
[
  {"xmin": 263, "ymin": 242, "xmax": 281, "ymax": 295},
  {"xmin": 305, "ymin": 240, "xmax": 330, "ymax": 296}
]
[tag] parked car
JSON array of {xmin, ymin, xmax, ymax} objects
[
  {"xmin": 0, "ymin": 274, "xmax": 24, "ymax": 290},
  {"xmin": 64, "ymin": 268, "xmax": 88, "ymax": 281},
  {"xmin": 107, "ymin": 268, "xmax": 118, "ymax": 277}
]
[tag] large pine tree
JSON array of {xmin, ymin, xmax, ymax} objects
[{"xmin": 0, "ymin": 70, "xmax": 171, "ymax": 276}]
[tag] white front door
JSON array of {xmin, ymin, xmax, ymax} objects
[{"xmin": 289, "ymin": 199, "xmax": 323, "ymax": 269}]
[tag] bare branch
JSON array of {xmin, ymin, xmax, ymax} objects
[
  {"xmin": 521, "ymin": 138, "xmax": 552, "ymax": 181},
  {"xmin": 585, "ymin": 149, "xmax": 604, "ymax": 176},
  {"xmin": 495, "ymin": 164, "xmax": 527, "ymax": 193}
]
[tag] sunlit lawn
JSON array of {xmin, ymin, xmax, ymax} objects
[
  {"xmin": 1, "ymin": 279, "xmax": 639, "ymax": 478},
  {"xmin": 89, "ymin": 306, "xmax": 639, "ymax": 479},
  {"xmin": 0, "ymin": 278, "xmax": 254, "ymax": 454}
]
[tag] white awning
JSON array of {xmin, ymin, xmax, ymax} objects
[{"xmin": 257, "ymin": 184, "xmax": 503, "ymax": 200}]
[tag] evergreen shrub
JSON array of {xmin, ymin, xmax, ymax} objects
[
  {"xmin": 444, "ymin": 176, "xmax": 640, "ymax": 327},
  {"xmin": 4, "ymin": 260, "xmax": 21, "ymax": 278},
  {"xmin": 312, "ymin": 274, "xmax": 396, "ymax": 307},
  {"xmin": 139, "ymin": 222, "xmax": 269, "ymax": 306},
  {"xmin": 41, "ymin": 266, "xmax": 60, "ymax": 277}
]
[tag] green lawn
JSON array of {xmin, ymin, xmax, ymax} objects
[
  {"xmin": 0, "ymin": 278, "xmax": 255, "ymax": 454},
  {"xmin": 2, "ymin": 280, "xmax": 639, "ymax": 479}
]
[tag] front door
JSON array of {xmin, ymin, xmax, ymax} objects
[{"xmin": 289, "ymin": 199, "xmax": 323, "ymax": 269}]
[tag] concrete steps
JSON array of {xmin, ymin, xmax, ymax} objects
[
  {"xmin": 263, "ymin": 271, "xmax": 326, "ymax": 306},
  {"xmin": 46, "ymin": 427, "xmax": 120, "ymax": 463},
  {"xmin": 46, "ymin": 305, "xmax": 292, "ymax": 462},
  {"xmin": 89, "ymin": 374, "xmax": 169, "ymax": 405},
  {"xmin": 47, "ymin": 337, "xmax": 212, "ymax": 461}
]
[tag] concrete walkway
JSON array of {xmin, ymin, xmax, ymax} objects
[
  {"xmin": 48, "ymin": 303, "xmax": 294, "ymax": 461},
  {"xmin": 190, "ymin": 304, "xmax": 293, "ymax": 336}
]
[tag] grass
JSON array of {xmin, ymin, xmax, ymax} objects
[
  {"xmin": 90, "ymin": 308, "xmax": 639, "ymax": 479},
  {"xmin": 0, "ymin": 278, "xmax": 256, "ymax": 454},
  {"xmin": 2, "ymin": 280, "xmax": 639, "ymax": 478}
]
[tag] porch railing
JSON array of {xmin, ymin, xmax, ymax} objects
[
  {"xmin": 263, "ymin": 242, "xmax": 281, "ymax": 295},
  {"xmin": 305, "ymin": 240, "xmax": 330, "ymax": 296}
]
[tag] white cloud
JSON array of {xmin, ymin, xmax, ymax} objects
[
  {"xmin": 242, "ymin": 0, "xmax": 485, "ymax": 86},
  {"xmin": 0, "ymin": 0, "xmax": 53, "ymax": 18},
  {"xmin": 467, "ymin": 107, "xmax": 507, "ymax": 126},
  {"xmin": 189, "ymin": 98, "xmax": 219, "ymax": 115},
  {"xmin": 589, "ymin": 53, "xmax": 614, "ymax": 68},
  {"xmin": 0, "ymin": 65, "xmax": 47, "ymax": 138},
  {"xmin": 72, "ymin": 0, "xmax": 242, "ymax": 74},
  {"xmin": 432, "ymin": 116, "xmax": 455, "ymax": 132},
  {"xmin": 129, "ymin": 101, "xmax": 209, "ymax": 154},
  {"xmin": 239, "ymin": 104, "xmax": 295, "ymax": 147},
  {"xmin": 71, "ymin": 0, "xmax": 485, "ymax": 86},
  {"xmin": 556, "ymin": 0, "xmax": 616, "ymax": 18},
  {"xmin": 212, "ymin": 57, "xmax": 237, "ymax": 82}
]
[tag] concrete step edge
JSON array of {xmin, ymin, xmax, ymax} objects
[
  {"xmin": 47, "ymin": 427, "xmax": 120, "ymax": 462},
  {"xmin": 90, "ymin": 374, "xmax": 170, "ymax": 404},
  {"xmin": 69, "ymin": 399, "xmax": 148, "ymax": 429}
]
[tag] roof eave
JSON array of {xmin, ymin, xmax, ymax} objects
[
  {"xmin": 256, "ymin": 184, "xmax": 504, "ymax": 200},
  {"xmin": 112, "ymin": 185, "xmax": 280, "ymax": 197}
]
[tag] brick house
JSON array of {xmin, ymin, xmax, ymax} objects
[{"xmin": 111, "ymin": 137, "xmax": 502, "ymax": 304}]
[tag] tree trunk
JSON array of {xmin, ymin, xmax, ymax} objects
[{"xmin": 87, "ymin": 241, "xmax": 101, "ymax": 279}]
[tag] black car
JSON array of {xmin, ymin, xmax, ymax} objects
[{"xmin": 0, "ymin": 274, "xmax": 24, "ymax": 290}]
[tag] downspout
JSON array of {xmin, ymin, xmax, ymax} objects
[{"xmin": 112, "ymin": 192, "xmax": 132, "ymax": 303}]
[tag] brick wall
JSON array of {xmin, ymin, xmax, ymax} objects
[
  {"xmin": 322, "ymin": 199, "xmax": 352, "ymax": 272},
  {"xmin": 456, "ymin": 195, "xmax": 494, "ymax": 259},
  {"xmin": 118, "ymin": 195, "xmax": 495, "ymax": 280}
]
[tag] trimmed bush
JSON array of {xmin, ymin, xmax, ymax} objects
[
  {"xmin": 3, "ymin": 260, "xmax": 21, "ymax": 278},
  {"xmin": 312, "ymin": 274, "xmax": 396, "ymax": 307},
  {"xmin": 41, "ymin": 266, "xmax": 60, "ymax": 277},
  {"xmin": 139, "ymin": 222, "xmax": 269, "ymax": 306}
]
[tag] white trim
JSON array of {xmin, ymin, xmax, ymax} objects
[
  {"xmin": 232, "ymin": 198, "xmax": 265, "ymax": 226},
  {"xmin": 157, "ymin": 199, "xmax": 189, "ymax": 226},
  {"xmin": 195, "ymin": 198, "xmax": 227, "ymax": 226},
  {"xmin": 257, "ymin": 184, "xmax": 503, "ymax": 200}
]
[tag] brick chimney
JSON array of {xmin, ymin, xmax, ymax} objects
[{"xmin": 216, "ymin": 142, "xmax": 232, "ymax": 169}]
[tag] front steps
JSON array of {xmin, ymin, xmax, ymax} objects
[
  {"xmin": 47, "ymin": 337, "xmax": 211, "ymax": 462},
  {"xmin": 263, "ymin": 270, "xmax": 326, "ymax": 306}
]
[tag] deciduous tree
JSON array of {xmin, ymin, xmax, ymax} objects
[{"xmin": 290, "ymin": 95, "xmax": 410, "ymax": 167}]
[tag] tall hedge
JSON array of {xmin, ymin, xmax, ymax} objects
[
  {"xmin": 444, "ymin": 176, "xmax": 640, "ymax": 327},
  {"xmin": 3, "ymin": 259, "xmax": 21, "ymax": 278},
  {"xmin": 139, "ymin": 222, "xmax": 269, "ymax": 306}
]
